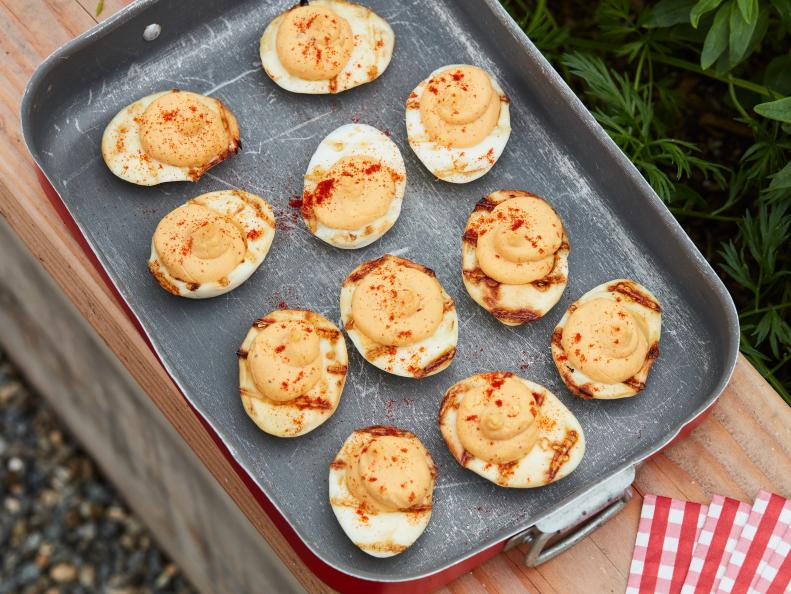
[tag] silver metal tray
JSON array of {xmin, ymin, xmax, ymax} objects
[{"xmin": 21, "ymin": 0, "xmax": 739, "ymax": 583}]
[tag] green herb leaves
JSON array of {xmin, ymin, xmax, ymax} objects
[
  {"xmin": 500, "ymin": 0, "xmax": 791, "ymax": 402},
  {"xmin": 755, "ymin": 97, "xmax": 791, "ymax": 122}
]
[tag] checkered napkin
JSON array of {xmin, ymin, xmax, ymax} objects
[
  {"xmin": 717, "ymin": 491, "xmax": 791, "ymax": 594},
  {"xmin": 628, "ymin": 491, "xmax": 791, "ymax": 594},
  {"xmin": 626, "ymin": 495, "xmax": 708, "ymax": 594},
  {"xmin": 681, "ymin": 495, "xmax": 752, "ymax": 593}
]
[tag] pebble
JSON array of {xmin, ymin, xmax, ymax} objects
[
  {"xmin": 0, "ymin": 351, "xmax": 196, "ymax": 593},
  {"xmin": 49, "ymin": 562, "xmax": 77, "ymax": 582}
]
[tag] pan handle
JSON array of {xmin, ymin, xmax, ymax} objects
[{"xmin": 504, "ymin": 465, "xmax": 636, "ymax": 566}]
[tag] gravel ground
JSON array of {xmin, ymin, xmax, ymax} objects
[{"xmin": 0, "ymin": 350, "xmax": 197, "ymax": 594}]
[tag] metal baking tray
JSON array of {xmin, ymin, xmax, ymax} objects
[{"xmin": 21, "ymin": 0, "xmax": 739, "ymax": 586}]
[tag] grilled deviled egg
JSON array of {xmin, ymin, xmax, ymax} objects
[
  {"xmin": 260, "ymin": 0, "xmax": 394, "ymax": 94},
  {"xmin": 551, "ymin": 280, "xmax": 662, "ymax": 399},
  {"xmin": 439, "ymin": 372, "xmax": 585, "ymax": 488},
  {"xmin": 148, "ymin": 190, "xmax": 275, "ymax": 298},
  {"xmin": 238, "ymin": 309, "xmax": 348, "ymax": 437},
  {"xmin": 462, "ymin": 190, "xmax": 569, "ymax": 325},
  {"xmin": 329, "ymin": 426, "xmax": 436, "ymax": 557},
  {"xmin": 102, "ymin": 90, "xmax": 240, "ymax": 186},
  {"xmin": 405, "ymin": 64, "xmax": 511, "ymax": 183},
  {"xmin": 302, "ymin": 123, "xmax": 406, "ymax": 249},
  {"xmin": 340, "ymin": 254, "xmax": 458, "ymax": 378}
]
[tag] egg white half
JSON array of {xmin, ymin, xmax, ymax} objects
[
  {"xmin": 238, "ymin": 309, "xmax": 347, "ymax": 437},
  {"xmin": 303, "ymin": 123, "xmax": 406, "ymax": 249},
  {"xmin": 551, "ymin": 279, "xmax": 662, "ymax": 399},
  {"xmin": 439, "ymin": 373, "xmax": 585, "ymax": 488},
  {"xmin": 101, "ymin": 91, "xmax": 240, "ymax": 186},
  {"xmin": 260, "ymin": 0, "xmax": 394, "ymax": 94},
  {"xmin": 462, "ymin": 190, "xmax": 569, "ymax": 325},
  {"xmin": 339, "ymin": 255, "xmax": 458, "ymax": 378},
  {"xmin": 148, "ymin": 190, "xmax": 275, "ymax": 299},
  {"xmin": 405, "ymin": 64, "xmax": 511, "ymax": 183},
  {"xmin": 329, "ymin": 426, "xmax": 435, "ymax": 557}
]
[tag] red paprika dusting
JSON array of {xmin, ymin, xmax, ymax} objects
[{"xmin": 274, "ymin": 345, "xmax": 286, "ymax": 353}]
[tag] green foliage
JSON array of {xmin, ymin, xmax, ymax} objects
[{"xmin": 501, "ymin": 0, "xmax": 791, "ymax": 402}]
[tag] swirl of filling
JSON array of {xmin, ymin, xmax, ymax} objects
[
  {"xmin": 306, "ymin": 156, "xmax": 396, "ymax": 230},
  {"xmin": 351, "ymin": 259, "xmax": 444, "ymax": 347},
  {"xmin": 419, "ymin": 66, "xmax": 501, "ymax": 148},
  {"xmin": 457, "ymin": 375, "xmax": 541, "ymax": 464},
  {"xmin": 275, "ymin": 5, "xmax": 354, "ymax": 81},
  {"xmin": 140, "ymin": 91, "xmax": 232, "ymax": 168},
  {"xmin": 154, "ymin": 203, "xmax": 245, "ymax": 284},
  {"xmin": 561, "ymin": 298, "xmax": 649, "ymax": 384},
  {"xmin": 476, "ymin": 196, "xmax": 563, "ymax": 284},
  {"xmin": 248, "ymin": 319, "xmax": 323, "ymax": 402},
  {"xmin": 346, "ymin": 435, "xmax": 432, "ymax": 511}
]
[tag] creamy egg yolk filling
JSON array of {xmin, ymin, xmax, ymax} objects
[
  {"xmin": 419, "ymin": 66, "xmax": 500, "ymax": 148},
  {"xmin": 346, "ymin": 435, "xmax": 432, "ymax": 512},
  {"xmin": 306, "ymin": 156, "xmax": 396, "ymax": 230},
  {"xmin": 140, "ymin": 92, "xmax": 231, "ymax": 168},
  {"xmin": 276, "ymin": 5, "xmax": 354, "ymax": 81},
  {"xmin": 154, "ymin": 204, "xmax": 245, "ymax": 284},
  {"xmin": 476, "ymin": 197, "xmax": 563, "ymax": 285},
  {"xmin": 457, "ymin": 377, "xmax": 541, "ymax": 465},
  {"xmin": 248, "ymin": 320, "xmax": 323, "ymax": 402},
  {"xmin": 561, "ymin": 299, "xmax": 650, "ymax": 384},
  {"xmin": 351, "ymin": 262, "xmax": 444, "ymax": 347}
]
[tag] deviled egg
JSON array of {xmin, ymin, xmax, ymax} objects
[
  {"xmin": 147, "ymin": 190, "xmax": 275, "ymax": 298},
  {"xmin": 238, "ymin": 309, "xmax": 348, "ymax": 437},
  {"xmin": 302, "ymin": 123, "xmax": 406, "ymax": 249},
  {"xmin": 329, "ymin": 426, "xmax": 436, "ymax": 557},
  {"xmin": 551, "ymin": 280, "xmax": 662, "ymax": 399},
  {"xmin": 102, "ymin": 90, "xmax": 240, "ymax": 186},
  {"xmin": 260, "ymin": 0, "xmax": 394, "ymax": 94},
  {"xmin": 439, "ymin": 372, "xmax": 585, "ymax": 488},
  {"xmin": 462, "ymin": 190, "xmax": 569, "ymax": 325},
  {"xmin": 405, "ymin": 64, "xmax": 510, "ymax": 183},
  {"xmin": 340, "ymin": 254, "xmax": 458, "ymax": 377}
]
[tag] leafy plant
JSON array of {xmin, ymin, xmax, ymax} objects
[{"xmin": 502, "ymin": 0, "xmax": 791, "ymax": 401}]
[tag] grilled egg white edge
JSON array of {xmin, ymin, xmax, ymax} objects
[
  {"xmin": 147, "ymin": 190, "xmax": 275, "ymax": 299},
  {"xmin": 329, "ymin": 429, "xmax": 433, "ymax": 557},
  {"xmin": 405, "ymin": 64, "xmax": 511, "ymax": 183},
  {"xmin": 260, "ymin": 0, "xmax": 395, "ymax": 94},
  {"xmin": 238, "ymin": 310, "xmax": 347, "ymax": 438},
  {"xmin": 339, "ymin": 258, "xmax": 458, "ymax": 378},
  {"xmin": 551, "ymin": 279, "xmax": 662, "ymax": 399},
  {"xmin": 439, "ymin": 376, "xmax": 586, "ymax": 488},
  {"xmin": 101, "ymin": 92, "xmax": 238, "ymax": 186},
  {"xmin": 304, "ymin": 123, "xmax": 406, "ymax": 249},
  {"xmin": 461, "ymin": 205, "xmax": 569, "ymax": 325},
  {"xmin": 102, "ymin": 92, "xmax": 190, "ymax": 186}
]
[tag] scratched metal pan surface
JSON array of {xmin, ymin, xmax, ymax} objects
[{"xmin": 22, "ymin": 0, "xmax": 739, "ymax": 582}]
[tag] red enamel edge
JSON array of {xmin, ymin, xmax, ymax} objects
[{"xmin": 33, "ymin": 166, "xmax": 718, "ymax": 593}]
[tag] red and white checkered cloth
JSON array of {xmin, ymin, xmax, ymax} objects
[
  {"xmin": 628, "ymin": 491, "xmax": 791, "ymax": 594},
  {"xmin": 626, "ymin": 495, "xmax": 708, "ymax": 594},
  {"xmin": 681, "ymin": 495, "xmax": 752, "ymax": 593},
  {"xmin": 749, "ymin": 521, "xmax": 791, "ymax": 594},
  {"xmin": 717, "ymin": 490, "xmax": 791, "ymax": 594}
]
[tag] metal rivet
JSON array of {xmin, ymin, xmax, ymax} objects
[{"xmin": 143, "ymin": 24, "xmax": 161, "ymax": 42}]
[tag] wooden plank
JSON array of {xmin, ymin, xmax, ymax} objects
[{"xmin": 1, "ymin": 1, "xmax": 789, "ymax": 593}]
